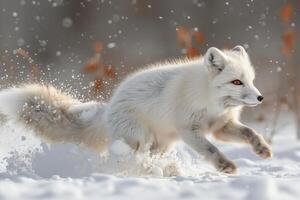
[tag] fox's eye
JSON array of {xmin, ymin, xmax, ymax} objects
[{"xmin": 231, "ymin": 79, "xmax": 243, "ymax": 85}]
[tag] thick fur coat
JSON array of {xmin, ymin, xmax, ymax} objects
[{"xmin": 0, "ymin": 46, "xmax": 272, "ymax": 175}]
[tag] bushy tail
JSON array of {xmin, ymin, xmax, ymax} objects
[{"xmin": 0, "ymin": 84, "xmax": 108, "ymax": 152}]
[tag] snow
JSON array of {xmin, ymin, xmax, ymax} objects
[
  {"xmin": 0, "ymin": 115, "xmax": 300, "ymax": 199},
  {"xmin": 62, "ymin": 17, "xmax": 73, "ymax": 28},
  {"xmin": 107, "ymin": 43, "xmax": 116, "ymax": 49},
  {"xmin": 12, "ymin": 12, "xmax": 18, "ymax": 17},
  {"xmin": 109, "ymin": 140, "xmax": 132, "ymax": 156},
  {"xmin": 55, "ymin": 51, "xmax": 62, "ymax": 56}
]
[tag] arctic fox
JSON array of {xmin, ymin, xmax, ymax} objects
[{"xmin": 0, "ymin": 45, "xmax": 272, "ymax": 175}]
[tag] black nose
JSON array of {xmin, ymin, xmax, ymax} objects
[{"xmin": 257, "ymin": 96, "xmax": 264, "ymax": 102}]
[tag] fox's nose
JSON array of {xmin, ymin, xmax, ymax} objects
[{"xmin": 257, "ymin": 95, "xmax": 264, "ymax": 102}]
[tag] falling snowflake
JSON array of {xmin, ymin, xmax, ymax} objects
[{"xmin": 62, "ymin": 17, "xmax": 73, "ymax": 28}]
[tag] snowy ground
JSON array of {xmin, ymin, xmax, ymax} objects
[{"xmin": 0, "ymin": 115, "xmax": 300, "ymax": 200}]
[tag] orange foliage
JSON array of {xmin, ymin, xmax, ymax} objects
[
  {"xmin": 176, "ymin": 26, "xmax": 205, "ymax": 58},
  {"xmin": 16, "ymin": 48, "xmax": 29, "ymax": 57},
  {"xmin": 82, "ymin": 42, "xmax": 116, "ymax": 95},
  {"xmin": 31, "ymin": 64, "xmax": 38, "ymax": 78},
  {"xmin": 94, "ymin": 78, "xmax": 103, "ymax": 92},
  {"xmin": 177, "ymin": 26, "xmax": 189, "ymax": 46},
  {"xmin": 16, "ymin": 48, "xmax": 38, "ymax": 79},
  {"xmin": 282, "ymin": 30, "xmax": 295, "ymax": 56},
  {"xmin": 187, "ymin": 46, "xmax": 200, "ymax": 58},
  {"xmin": 94, "ymin": 42, "xmax": 103, "ymax": 53},
  {"xmin": 82, "ymin": 60, "xmax": 99, "ymax": 73},
  {"xmin": 192, "ymin": 31, "xmax": 205, "ymax": 45},
  {"xmin": 105, "ymin": 66, "xmax": 115, "ymax": 77},
  {"xmin": 281, "ymin": 3, "xmax": 293, "ymax": 23}
]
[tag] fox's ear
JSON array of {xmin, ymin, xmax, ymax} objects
[
  {"xmin": 232, "ymin": 45, "xmax": 247, "ymax": 56},
  {"xmin": 204, "ymin": 47, "xmax": 227, "ymax": 73}
]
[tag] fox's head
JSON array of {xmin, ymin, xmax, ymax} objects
[{"xmin": 204, "ymin": 45, "xmax": 263, "ymax": 107}]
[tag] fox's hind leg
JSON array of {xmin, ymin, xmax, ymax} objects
[
  {"xmin": 213, "ymin": 121, "xmax": 272, "ymax": 158},
  {"xmin": 106, "ymin": 110, "xmax": 165, "ymax": 175},
  {"xmin": 182, "ymin": 129, "xmax": 236, "ymax": 174}
]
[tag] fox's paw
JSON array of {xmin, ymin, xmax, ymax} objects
[
  {"xmin": 163, "ymin": 163, "xmax": 182, "ymax": 177},
  {"xmin": 254, "ymin": 143, "xmax": 272, "ymax": 159},
  {"xmin": 216, "ymin": 158, "xmax": 237, "ymax": 174}
]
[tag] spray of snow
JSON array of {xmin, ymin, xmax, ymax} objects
[{"xmin": 0, "ymin": 111, "xmax": 300, "ymax": 199}]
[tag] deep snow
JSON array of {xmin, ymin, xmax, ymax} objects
[{"xmin": 0, "ymin": 114, "xmax": 300, "ymax": 200}]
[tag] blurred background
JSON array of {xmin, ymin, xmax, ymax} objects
[{"xmin": 0, "ymin": 0, "xmax": 299, "ymax": 140}]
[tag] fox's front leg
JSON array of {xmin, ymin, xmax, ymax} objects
[
  {"xmin": 214, "ymin": 121, "xmax": 272, "ymax": 158},
  {"xmin": 182, "ymin": 130, "xmax": 236, "ymax": 174}
]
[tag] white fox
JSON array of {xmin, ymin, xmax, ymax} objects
[{"xmin": 0, "ymin": 45, "xmax": 272, "ymax": 175}]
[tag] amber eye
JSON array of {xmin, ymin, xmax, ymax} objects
[{"xmin": 231, "ymin": 79, "xmax": 243, "ymax": 85}]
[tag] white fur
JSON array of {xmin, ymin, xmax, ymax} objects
[
  {"xmin": 0, "ymin": 46, "xmax": 267, "ymax": 175},
  {"xmin": 0, "ymin": 84, "xmax": 107, "ymax": 152},
  {"xmin": 104, "ymin": 46, "xmax": 261, "ymax": 151}
]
